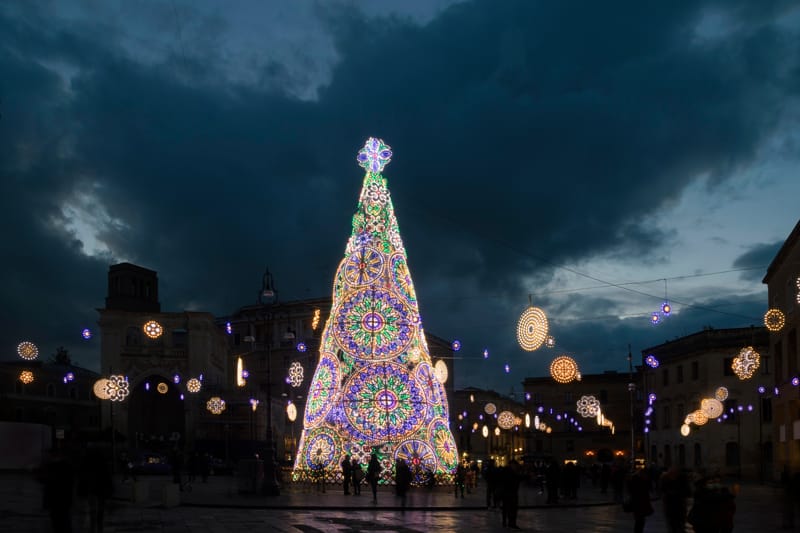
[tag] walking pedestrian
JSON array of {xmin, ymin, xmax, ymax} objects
[
  {"xmin": 661, "ymin": 466, "xmax": 690, "ymax": 533},
  {"xmin": 454, "ymin": 462, "xmax": 466, "ymax": 498},
  {"xmin": 545, "ymin": 459, "xmax": 560, "ymax": 504},
  {"xmin": 351, "ymin": 457, "xmax": 363, "ymax": 495},
  {"xmin": 484, "ymin": 458, "xmax": 498, "ymax": 508},
  {"xmin": 77, "ymin": 447, "xmax": 112, "ymax": 533},
  {"xmin": 395, "ymin": 458, "xmax": 412, "ymax": 510},
  {"xmin": 39, "ymin": 445, "xmax": 75, "ymax": 533},
  {"xmin": 499, "ymin": 460, "xmax": 524, "ymax": 529},
  {"xmin": 627, "ymin": 467, "xmax": 653, "ymax": 533},
  {"xmin": 341, "ymin": 455, "xmax": 352, "ymax": 495},
  {"xmin": 367, "ymin": 454, "xmax": 381, "ymax": 503}
]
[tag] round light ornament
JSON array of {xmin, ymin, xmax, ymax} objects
[
  {"xmin": 186, "ymin": 378, "xmax": 202, "ymax": 393},
  {"xmin": 93, "ymin": 378, "xmax": 111, "ymax": 400},
  {"xmin": 157, "ymin": 382, "xmax": 168, "ymax": 394},
  {"xmin": 104, "ymin": 375, "xmax": 130, "ymax": 402},
  {"xmin": 545, "ymin": 335, "xmax": 556, "ymax": 349},
  {"xmin": 288, "ymin": 361, "xmax": 304, "ymax": 388},
  {"xmin": 517, "ymin": 305, "xmax": 549, "ymax": 351},
  {"xmin": 680, "ymin": 424, "xmax": 691, "ymax": 437},
  {"xmin": 701, "ymin": 398, "xmax": 724, "ymax": 418},
  {"xmin": 143, "ymin": 320, "xmax": 163, "ymax": 339},
  {"xmin": 482, "ymin": 425, "xmax": 489, "ymax": 438},
  {"xmin": 684, "ymin": 413, "xmax": 694, "ymax": 425},
  {"xmin": 19, "ymin": 370, "xmax": 34, "ymax": 384},
  {"xmin": 17, "ymin": 341, "xmax": 39, "ymax": 360},
  {"xmin": 715, "ymin": 387, "xmax": 728, "ymax": 402},
  {"xmin": 206, "ymin": 396, "xmax": 226, "ymax": 415},
  {"xmin": 732, "ymin": 346, "xmax": 760, "ymax": 380},
  {"xmin": 484, "ymin": 402, "xmax": 497, "ymax": 415},
  {"xmin": 287, "ymin": 403, "xmax": 297, "ymax": 422},
  {"xmin": 693, "ymin": 410, "xmax": 709, "ymax": 426},
  {"xmin": 550, "ymin": 355, "xmax": 579, "ymax": 384},
  {"xmin": 765, "ymin": 309, "xmax": 786, "ymax": 332},
  {"xmin": 434, "ymin": 360, "xmax": 448, "ymax": 384},
  {"xmin": 577, "ymin": 395, "xmax": 601, "ymax": 418},
  {"xmin": 494, "ymin": 427, "xmax": 501, "ymax": 436},
  {"xmin": 498, "ymin": 411, "xmax": 516, "ymax": 430}
]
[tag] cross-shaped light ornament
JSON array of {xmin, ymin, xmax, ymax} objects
[{"xmin": 356, "ymin": 137, "xmax": 392, "ymax": 173}]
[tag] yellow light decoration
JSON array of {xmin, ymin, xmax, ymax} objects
[
  {"xmin": 206, "ymin": 396, "xmax": 226, "ymax": 415},
  {"xmin": 764, "ymin": 308, "xmax": 786, "ymax": 332},
  {"xmin": 550, "ymin": 355, "xmax": 579, "ymax": 384},
  {"xmin": 514, "ymin": 416, "xmax": 522, "ymax": 426},
  {"xmin": 684, "ymin": 413, "xmax": 694, "ymax": 425},
  {"xmin": 469, "ymin": 394, "xmax": 475, "ymax": 403},
  {"xmin": 525, "ymin": 413, "xmax": 531, "ymax": 428},
  {"xmin": 485, "ymin": 402, "xmax": 497, "ymax": 415},
  {"xmin": 157, "ymin": 382, "xmax": 168, "ymax": 394},
  {"xmin": 186, "ymin": 378, "xmax": 202, "ymax": 393},
  {"xmin": 498, "ymin": 411, "xmax": 516, "ymax": 430},
  {"xmin": 143, "ymin": 320, "xmax": 163, "ymax": 339},
  {"xmin": 701, "ymin": 398, "xmax": 724, "ymax": 418},
  {"xmin": 311, "ymin": 308, "xmax": 321, "ymax": 330},
  {"xmin": 534, "ymin": 415, "xmax": 540, "ymax": 430},
  {"xmin": 93, "ymin": 378, "xmax": 111, "ymax": 400},
  {"xmin": 250, "ymin": 399, "xmax": 259, "ymax": 412},
  {"xmin": 545, "ymin": 427, "xmax": 552, "ymax": 434},
  {"xmin": 472, "ymin": 422, "xmax": 479, "ymax": 430},
  {"xmin": 407, "ymin": 348, "xmax": 421, "ymax": 364},
  {"xmin": 715, "ymin": 387, "xmax": 729, "ymax": 401},
  {"xmin": 104, "ymin": 375, "xmax": 130, "ymax": 402},
  {"xmin": 494, "ymin": 427, "xmax": 501, "ymax": 436},
  {"xmin": 693, "ymin": 410, "xmax": 708, "ymax": 426},
  {"xmin": 732, "ymin": 346, "xmax": 760, "ymax": 380},
  {"xmin": 482, "ymin": 425, "xmax": 489, "ymax": 438},
  {"xmin": 517, "ymin": 305, "xmax": 549, "ymax": 351},
  {"xmin": 17, "ymin": 341, "xmax": 39, "ymax": 361},
  {"xmin": 680, "ymin": 424, "xmax": 690, "ymax": 437},
  {"xmin": 287, "ymin": 402, "xmax": 297, "ymax": 421},
  {"xmin": 433, "ymin": 360, "xmax": 448, "ymax": 383},
  {"xmin": 236, "ymin": 357, "xmax": 246, "ymax": 387},
  {"xmin": 19, "ymin": 370, "xmax": 34, "ymax": 384},
  {"xmin": 545, "ymin": 335, "xmax": 556, "ymax": 349}
]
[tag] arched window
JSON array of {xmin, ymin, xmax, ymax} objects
[{"xmin": 126, "ymin": 326, "xmax": 141, "ymax": 346}]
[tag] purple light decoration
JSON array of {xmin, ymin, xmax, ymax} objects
[
  {"xmin": 145, "ymin": 382, "xmax": 150, "ymax": 391},
  {"xmin": 723, "ymin": 414, "xmax": 728, "ymax": 419},
  {"xmin": 717, "ymin": 418, "xmax": 722, "ymax": 423},
  {"xmin": 645, "ymin": 407, "xmax": 653, "ymax": 416},
  {"xmin": 758, "ymin": 386, "xmax": 766, "ymax": 394},
  {"xmin": 180, "ymin": 394, "xmax": 184, "ymax": 400},
  {"xmin": 556, "ymin": 415, "xmax": 562, "ymax": 421},
  {"xmin": 242, "ymin": 370, "xmax": 250, "ymax": 379},
  {"xmin": 462, "ymin": 411, "xmax": 467, "ymax": 417},
  {"xmin": 225, "ymin": 322, "xmax": 232, "ymax": 335},
  {"xmin": 199, "ymin": 373, "xmax": 204, "ymax": 381},
  {"xmin": 296, "ymin": 342, "xmax": 307, "ymax": 353},
  {"xmin": 537, "ymin": 406, "xmax": 544, "ymax": 413},
  {"xmin": 494, "ymin": 413, "xmax": 498, "ymax": 419},
  {"xmin": 451, "ymin": 340, "xmax": 461, "ymax": 351},
  {"xmin": 173, "ymin": 374, "xmax": 180, "ymax": 384},
  {"xmin": 458, "ymin": 425, "xmax": 463, "ymax": 430},
  {"xmin": 737, "ymin": 405, "xmax": 743, "ymax": 412},
  {"xmin": 645, "ymin": 355, "xmax": 659, "ymax": 368},
  {"xmin": 356, "ymin": 137, "xmax": 393, "ymax": 173},
  {"xmin": 644, "ymin": 427, "xmax": 649, "ymax": 433},
  {"xmin": 479, "ymin": 414, "xmax": 483, "ymax": 420},
  {"xmin": 504, "ymin": 363, "xmax": 510, "ymax": 374},
  {"xmin": 645, "ymin": 419, "xmax": 651, "ymax": 425},
  {"xmin": 285, "ymin": 376, "xmax": 291, "ymax": 384},
  {"xmin": 549, "ymin": 408, "xmax": 554, "ymax": 414},
  {"xmin": 775, "ymin": 387, "xmax": 780, "ymax": 395},
  {"xmin": 648, "ymin": 393, "xmax": 657, "ymax": 403},
  {"xmin": 525, "ymin": 392, "xmax": 531, "ymax": 401},
  {"xmin": 66, "ymin": 372, "xmax": 74, "ymax": 382},
  {"xmin": 81, "ymin": 328, "xmax": 92, "ymax": 340},
  {"xmin": 483, "ymin": 348, "xmax": 489, "ymax": 359},
  {"xmin": 578, "ymin": 427, "xmax": 583, "ymax": 432},
  {"xmin": 661, "ymin": 302, "xmax": 671, "ymax": 316},
  {"xmin": 747, "ymin": 405, "xmax": 753, "ymax": 412},
  {"xmin": 63, "ymin": 377, "xmax": 68, "ymax": 384},
  {"xmin": 650, "ymin": 312, "xmax": 661, "ymax": 325},
  {"xmin": 793, "ymin": 377, "xmax": 800, "ymax": 386}
]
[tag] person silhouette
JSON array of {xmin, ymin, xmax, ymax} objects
[{"xmin": 367, "ymin": 454, "xmax": 381, "ymax": 503}]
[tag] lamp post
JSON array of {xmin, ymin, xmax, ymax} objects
[
  {"xmin": 260, "ymin": 268, "xmax": 280, "ymax": 496},
  {"xmin": 627, "ymin": 345, "xmax": 636, "ymax": 470}
]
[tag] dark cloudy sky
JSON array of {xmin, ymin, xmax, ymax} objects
[{"xmin": 2, "ymin": 0, "xmax": 799, "ymax": 394}]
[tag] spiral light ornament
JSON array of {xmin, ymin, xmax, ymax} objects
[
  {"xmin": 701, "ymin": 398, "xmax": 724, "ymax": 419},
  {"xmin": 516, "ymin": 305, "xmax": 549, "ymax": 351}
]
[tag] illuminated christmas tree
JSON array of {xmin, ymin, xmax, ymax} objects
[{"xmin": 292, "ymin": 138, "xmax": 458, "ymax": 484}]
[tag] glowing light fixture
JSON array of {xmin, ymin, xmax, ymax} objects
[
  {"xmin": 485, "ymin": 402, "xmax": 497, "ymax": 415},
  {"xmin": 550, "ymin": 355, "xmax": 579, "ymax": 384},
  {"xmin": 236, "ymin": 357, "xmax": 246, "ymax": 387},
  {"xmin": 498, "ymin": 411, "xmax": 516, "ymax": 430},
  {"xmin": 693, "ymin": 410, "xmax": 708, "ymax": 426},
  {"xmin": 434, "ymin": 360, "xmax": 448, "ymax": 383},
  {"xmin": 482, "ymin": 425, "xmax": 489, "ymax": 438},
  {"xmin": 715, "ymin": 387, "xmax": 728, "ymax": 401},
  {"xmin": 19, "ymin": 370, "xmax": 34, "ymax": 384},
  {"xmin": 765, "ymin": 308, "xmax": 786, "ymax": 332},
  {"xmin": 250, "ymin": 398, "xmax": 259, "ymax": 412},
  {"xmin": 732, "ymin": 346, "xmax": 760, "ymax": 380},
  {"xmin": 650, "ymin": 313, "xmax": 661, "ymax": 325},
  {"xmin": 701, "ymin": 398, "xmax": 724, "ymax": 418},
  {"xmin": 525, "ymin": 413, "xmax": 531, "ymax": 428},
  {"xmin": 680, "ymin": 424, "xmax": 690, "ymax": 437},
  {"xmin": 470, "ymin": 394, "xmax": 474, "ymax": 403},
  {"xmin": 545, "ymin": 335, "xmax": 555, "ymax": 349},
  {"xmin": 296, "ymin": 342, "xmax": 307, "ymax": 353},
  {"xmin": 483, "ymin": 348, "xmax": 489, "ymax": 359},
  {"xmin": 206, "ymin": 396, "xmax": 226, "ymax": 415},
  {"xmin": 81, "ymin": 328, "xmax": 92, "ymax": 340},
  {"xmin": 576, "ymin": 395, "xmax": 601, "ymax": 418},
  {"xmin": 104, "ymin": 375, "xmax": 130, "ymax": 402},
  {"xmin": 17, "ymin": 341, "xmax": 38, "ymax": 361},
  {"xmin": 156, "ymin": 382, "xmax": 167, "ymax": 394},
  {"xmin": 504, "ymin": 363, "xmax": 510, "ymax": 374},
  {"xmin": 451, "ymin": 340, "xmax": 461, "ymax": 351},
  {"xmin": 93, "ymin": 378, "xmax": 111, "ymax": 399},
  {"xmin": 534, "ymin": 415, "xmax": 540, "ymax": 430},
  {"xmin": 287, "ymin": 402, "xmax": 297, "ymax": 421},
  {"xmin": 494, "ymin": 427, "xmax": 501, "ymax": 436},
  {"xmin": 143, "ymin": 320, "xmax": 163, "ymax": 339},
  {"xmin": 186, "ymin": 378, "xmax": 201, "ymax": 393},
  {"xmin": 311, "ymin": 308, "xmax": 321, "ymax": 330},
  {"xmin": 645, "ymin": 354, "xmax": 659, "ymax": 368},
  {"xmin": 516, "ymin": 303, "xmax": 549, "ymax": 352},
  {"xmin": 288, "ymin": 361, "xmax": 304, "ymax": 387},
  {"xmin": 661, "ymin": 302, "xmax": 671, "ymax": 316}
]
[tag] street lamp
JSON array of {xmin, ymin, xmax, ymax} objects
[{"xmin": 260, "ymin": 268, "xmax": 280, "ymax": 496}]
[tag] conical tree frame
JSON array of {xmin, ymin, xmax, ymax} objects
[{"xmin": 292, "ymin": 138, "xmax": 458, "ymax": 485}]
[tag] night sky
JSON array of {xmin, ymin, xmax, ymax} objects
[{"xmin": 2, "ymin": 1, "xmax": 799, "ymax": 394}]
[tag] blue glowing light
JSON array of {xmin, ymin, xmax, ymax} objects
[
  {"xmin": 644, "ymin": 427, "xmax": 649, "ymax": 433},
  {"xmin": 81, "ymin": 328, "xmax": 92, "ymax": 340},
  {"xmin": 650, "ymin": 313, "xmax": 661, "ymax": 325},
  {"xmin": 242, "ymin": 369, "xmax": 249, "ymax": 379},
  {"xmin": 648, "ymin": 393, "xmax": 657, "ymax": 403},
  {"xmin": 661, "ymin": 302, "xmax": 671, "ymax": 316},
  {"xmin": 180, "ymin": 394, "xmax": 185, "ymax": 400},
  {"xmin": 504, "ymin": 363, "xmax": 510, "ymax": 374},
  {"xmin": 297, "ymin": 342, "xmax": 307, "ymax": 352},
  {"xmin": 199, "ymin": 373, "xmax": 204, "ymax": 381},
  {"xmin": 775, "ymin": 387, "xmax": 780, "ymax": 395},
  {"xmin": 525, "ymin": 392, "xmax": 531, "ymax": 401},
  {"xmin": 645, "ymin": 355, "xmax": 659, "ymax": 368},
  {"xmin": 225, "ymin": 322, "xmax": 232, "ymax": 335},
  {"xmin": 758, "ymin": 386, "xmax": 766, "ymax": 394},
  {"xmin": 173, "ymin": 374, "xmax": 180, "ymax": 384},
  {"xmin": 483, "ymin": 348, "xmax": 489, "ymax": 359},
  {"xmin": 145, "ymin": 382, "xmax": 150, "ymax": 391},
  {"xmin": 793, "ymin": 377, "xmax": 800, "ymax": 386},
  {"xmin": 451, "ymin": 340, "xmax": 461, "ymax": 351},
  {"xmin": 65, "ymin": 372, "xmax": 74, "ymax": 382}
]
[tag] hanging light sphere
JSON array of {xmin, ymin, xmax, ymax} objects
[
  {"xmin": 484, "ymin": 402, "xmax": 497, "ymax": 415},
  {"xmin": 550, "ymin": 355, "xmax": 579, "ymax": 384},
  {"xmin": 661, "ymin": 302, "xmax": 672, "ymax": 316},
  {"xmin": 680, "ymin": 424, "xmax": 691, "ymax": 437},
  {"xmin": 498, "ymin": 411, "xmax": 516, "ymax": 430},
  {"xmin": 545, "ymin": 335, "xmax": 556, "ymax": 349},
  {"xmin": 516, "ymin": 305, "xmax": 549, "ymax": 351},
  {"xmin": 701, "ymin": 398, "xmax": 724, "ymax": 418},
  {"xmin": 451, "ymin": 339, "xmax": 461, "ymax": 351},
  {"xmin": 157, "ymin": 382, "xmax": 168, "ymax": 394},
  {"xmin": 764, "ymin": 309, "xmax": 786, "ymax": 332},
  {"xmin": 434, "ymin": 360, "xmax": 449, "ymax": 383},
  {"xmin": 17, "ymin": 341, "xmax": 39, "ymax": 361},
  {"xmin": 645, "ymin": 354, "xmax": 659, "ymax": 368},
  {"xmin": 546, "ymin": 427, "xmax": 552, "ymax": 434},
  {"xmin": 494, "ymin": 427, "xmax": 501, "ymax": 436},
  {"xmin": 732, "ymin": 346, "xmax": 760, "ymax": 380},
  {"xmin": 19, "ymin": 370, "xmax": 34, "ymax": 384},
  {"xmin": 93, "ymin": 378, "xmax": 111, "ymax": 400},
  {"xmin": 650, "ymin": 313, "xmax": 661, "ymax": 325},
  {"xmin": 143, "ymin": 320, "xmax": 163, "ymax": 339},
  {"xmin": 81, "ymin": 328, "xmax": 92, "ymax": 340},
  {"xmin": 206, "ymin": 396, "xmax": 226, "ymax": 415},
  {"xmin": 715, "ymin": 387, "xmax": 729, "ymax": 401},
  {"xmin": 482, "ymin": 425, "xmax": 489, "ymax": 438},
  {"xmin": 296, "ymin": 342, "xmax": 307, "ymax": 352},
  {"xmin": 287, "ymin": 402, "xmax": 297, "ymax": 421},
  {"xmin": 186, "ymin": 378, "xmax": 201, "ymax": 393},
  {"xmin": 693, "ymin": 410, "xmax": 709, "ymax": 426}
]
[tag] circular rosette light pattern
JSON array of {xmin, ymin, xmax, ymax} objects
[
  {"xmin": 343, "ymin": 246, "xmax": 386, "ymax": 288},
  {"xmin": 428, "ymin": 418, "xmax": 458, "ymax": 472},
  {"xmin": 390, "ymin": 254, "xmax": 417, "ymax": 306},
  {"xmin": 517, "ymin": 306, "xmax": 549, "ymax": 352},
  {"xmin": 104, "ymin": 375, "xmax": 130, "ymax": 401},
  {"xmin": 577, "ymin": 395, "xmax": 601, "ymax": 418},
  {"xmin": 732, "ymin": 346, "xmax": 760, "ymax": 380},
  {"xmin": 701, "ymin": 398, "xmax": 724, "ymax": 419},
  {"xmin": 497, "ymin": 411, "xmax": 516, "ymax": 430},
  {"xmin": 485, "ymin": 402, "xmax": 497, "ymax": 415},
  {"xmin": 304, "ymin": 352, "xmax": 340, "ymax": 428},
  {"xmin": 715, "ymin": 387, "xmax": 728, "ymax": 402},
  {"xmin": 304, "ymin": 427, "xmax": 342, "ymax": 471},
  {"xmin": 550, "ymin": 356, "xmax": 579, "ymax": 384},
  {"xmin": 342, "ymin": 362, "xmax": 425, "ymax": 444},
  {"xmin": 395, "ymin": 439, "xmax": 438, "ymax": 484},
  {"xmin": 17, "ymin": 341, "xmax": 39, "ymax": 361},
  {"xmin": 332, "ymin": 288, "xmax": 416, "ymax": 361},
  {"xmin": 415, "ymin": 362, "xmax": 445, "ymax": 408},
  {"xmin": 764, "ymin": 308, "xmax": 786, "ymax": 332}
]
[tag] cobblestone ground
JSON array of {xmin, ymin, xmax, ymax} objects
[{"xmin": 0, "ymin": 472, "xmax": 792, "ymax": 532}]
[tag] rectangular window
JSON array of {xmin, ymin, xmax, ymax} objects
[
  {"xmin": 663, "ymin": 368, "xmax": 669, "ymax": 386},
  {"xmin": 600, "ymin": 390, "xmax": 608, "ymax": 404},
  {"xmin": 691, "ymin": 361, "xmax": 699, "ymax": 380},
  {"xmin": 724, "ymin": 399, "xmax": 738, "ymax": 423},
  {"xmin": 677, "ymin": 404, "xmax": 684, "ymax": 427},
  {"xmin": 762, "ymin": 398, "xmax": 773, "ymax": 423},
  {"xmin": 565, "ymin": 392, "xmax": 573, "ymax": 403},
  {"xmin": 677, "ymin": 365, "xmax": 684, "ymax": 383},
  {"xmin": 663, "ymin": 406, "xmax": 671, "ymax": 428},
  {"xmin": 723, "ymin": 357, "xmax": 735, "ymax": 377}
]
